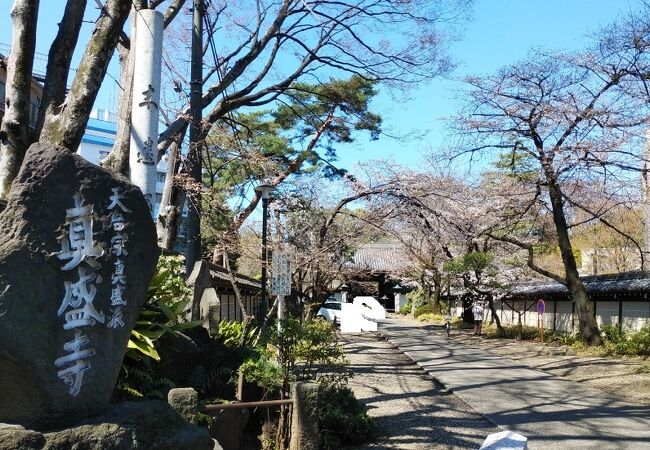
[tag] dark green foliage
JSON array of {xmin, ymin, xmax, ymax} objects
[
  {"xmin": 601, "ymin": 325, "xmax": 625, "ymax": 346},
  {"xmin": 126, "ymin": 255, "xmax": 199, "ymax": 362},
  {"xmin": 492, "ymin": 144, "xmax": 539, "ymax": 183},
  {"xmin": 238, "ymin": 355, "xmax": 283, "ymax": 395},
  {"xmin": 406, "ymin": 289, "xmax": 427, "ymax": 309},
  {"xmin": 414, "ymin": 303, "xmax": 434, "ymax": 318},
  {"xmin": 114, "ymin": 366, "xmax": 175, "ymax": 400},
  {"xmin": 272, "ymin": 316, "xmax": 349, "ymax": 383},
  {"xmin": 114, "ymin": 257, "xmax": 250, "ymax": 402},
  {"xmin": 486, "ymin": 323, "xmax": 650, "ymax": 356},
  {"xmin": 548, "ymin": 333, "xmax": 579, "ymax": 346},
  {"xmin": 212, "ymin": 320, "xmax": 258, "ymax": 348},
  {"xmin": 486, "ymin": 325, "xmax": 543, "ymax": 340},
  {"xmin": 240, "ymin": 316, "xmax": 349, "ymax": 393},
  {"xmin": 273, "ymin": 76, "xmax": 381, "ymax": 145},
  {"xmin": 317, "ymin": 380, "xmax": 377, "ymax": 449},
  {"xmin": 399, "ymin": 303, "xmax": 412, "ymax": 314},
  {"xmin": 201, "ymin": 75, "xmax": 382, "ymax": 246},
  {"xmin": 115, "ymin": 256, "xmax": 198, "ymax": 400},
  {"xmin": 601, "ymin": 324, "xmax": 650, "ymax": 356},
  {"xmin": 239, "ymin": 316, "xmax": 373, "ymax": 449}
]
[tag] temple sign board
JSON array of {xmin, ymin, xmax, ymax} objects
[{"xmin": 271, "ymin": 252, "xmax": 292, "ymax": 296}]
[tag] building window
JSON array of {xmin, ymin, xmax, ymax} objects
[
  {"xmin": 157, "ymin": 172, "xmax": 166, "ymax": 182},
  {"xmin": 156, "ymin": 193, "xmax": 163, "ymax": 204},
  {"xmin": 29, "ymin": 97, "xmax": 41, "ymax": 127}
]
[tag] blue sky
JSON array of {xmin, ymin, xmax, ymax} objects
[
  {"xmin": 335, "ymin": 0, "xmax": 646, "ymax": 171},
  {"xmin": 0, "ymin": 0, "xmax": 644, "ymax": 172}
]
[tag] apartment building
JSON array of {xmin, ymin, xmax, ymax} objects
[
  {"xmin": 0, "ymin": 53, "xmax": 45, "ymax": 128},
  {"xmin": 0, "ymin": 57, "xmax": 186, "ymax": 251}
]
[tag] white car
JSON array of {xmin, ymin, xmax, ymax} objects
[{"xmin": 316, "ymin": 301, "xmax": 343, "ymax": 324}]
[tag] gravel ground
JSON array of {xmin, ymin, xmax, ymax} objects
[{"xmin": 341, "ymin": 332, "xmax": 498, "ymax": 450}]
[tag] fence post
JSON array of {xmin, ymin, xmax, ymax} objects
[
  {"xmin": 168, "ymin": 387, "xmax": 199, "ymax": 424},
  {"xmin": 289, "ymin": 382, "xmax": 319, "ymax": 450}
]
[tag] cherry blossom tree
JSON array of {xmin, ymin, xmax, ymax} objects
[{"xmin": 447, "ymin": 32, "xmax": 650, "ymax": 344}]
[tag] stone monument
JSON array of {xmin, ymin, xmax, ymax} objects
[{"xmin": 0, "ymin": 143, "xmax": 159, "ymax": 429}]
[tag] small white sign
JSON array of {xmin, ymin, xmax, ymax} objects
[{"xmin": 271, "ymin": 252, "xmax": 292, "ymax": 296}]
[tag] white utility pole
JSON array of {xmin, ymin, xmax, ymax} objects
[
  {"xmin": 129, "ymin": 9, "xmax": 163, "ymax": 214},
  {"xmin": 277, "ymin": 295, "xmax": 285, "ymax": 332}
]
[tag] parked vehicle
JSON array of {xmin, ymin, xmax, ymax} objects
[{"xmin": 316, "ymin": 301, "xmax": 343, "ymax": 324}]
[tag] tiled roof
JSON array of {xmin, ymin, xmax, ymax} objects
[
  {"xmin": 510, "ymin": 271, "xmax": 650, "ymax": 297},
  {"xmin": 209, "ymin": 263, "xmax": 261, "ymax": 290},
  {"xmin": 347, "ymin": 243, "xmax": 412, "ymax": 273}
]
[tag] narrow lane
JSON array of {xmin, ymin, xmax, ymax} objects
[
  {"xmin": 379, "ymin": 317, "xmax": 650, "ymax": 450},
  {"xmin": 343, "ymin": 332, "xmax": 498, "ymax": 449}
]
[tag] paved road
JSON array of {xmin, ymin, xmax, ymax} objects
[
  {"xmin": 378, "ymin": 317, "xmax": 650, "ymax": 450},
  {"xmin": 343, "ymin": 332, "xmax": 498, "ymax": 449}
]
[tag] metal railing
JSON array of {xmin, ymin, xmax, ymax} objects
[{"xmin": 204, "ymin": 398, "xmax": 292, "ymax": 412}]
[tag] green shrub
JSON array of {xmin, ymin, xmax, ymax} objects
[
  {"xmin": 636, "ymin": 363, "xmax": 650, "ymax": 374},
  {"xmin": 114, "ymin": 366, "xmax": 174, "ymax": 400},
  {"xmin": 317, "ymin": 380, "xmax": 376, "ymax": 450},
  {"xmin": 243, "ymin": 317, "xmax": 356, "ymax": 450},
  {"xmin": 213, "ymin": 320, "xmax": 258, "ymax": 348},
  {"xmin": 126, "ymin": 255, "xmax": 200, "ymax": 362},
  {"xmin": 406, "ymin": 289, "xmax": 427, "ymax": 309},
  {"xmin": 238, "ymin": 354, "xmax": 283, "ymax": 393},
  {"xmin": 416, "ymin": 312, "xmax": 439, "ymax": 322},
  {"xmin": 548, "ymin": 332, "xmax": 579, "ymax": 346},
  {"xmin": 413, "ymin": 303, "xmax": 434, "ymax": 318},
  {"xmin": 272, "ymin": 316, "xmax": 348, "ymax": 383},
  {"xmin": 601, "ymin": 324, "xmax": 624, "ymax": 343},
  {"xmin": 601, "ymin": 324, "xmax": 650, "ymax": 356},
  {"xmin": 243, "ymin": 317, "xmax": 349, "ymax": 398},
  {"xmin": 485, "ymin": 325, "xmax": 543, "ymax": 340},
  {"xmin": 115, "ymin": 256, "xmax": 201, "ymax": 400},
  {"xmin": 629, "ymin": 324, "xmax": 650, "ymax": 355},
  {"xmin": 399, "ymin": 303, "xmax": 412, "ymax": 315},
  {"xmin": 417, "ymin": 313, "xmax": 460, "ymax": 325}
]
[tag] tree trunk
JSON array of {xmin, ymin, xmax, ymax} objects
[
  {"xmin": 254, "ymin": 296, "xmax": 278, "ymax": 346},
  {"xmin": 431, "ymin": 271, "xmax": 441, "ymax": 313},
  {"xmin": 102, "ymin": 7, "xmax": 138, "ymax": 176},
  {"xmin": 486, "ymin": 294, "xmax": 503, "ymax": 331},
  {"xmin": 157, "ymin": 136, "xmax": 186, "ymax": 250},
  {"xmin": 0, "ymin": 0, "xmax": 39, "ymax": 200},
  {"xmin": 35, "ymin": 0, "xmax": 86, "ymax": 139},
  {"xmin": 544, "ymin": 159, "xmax": 602, "ymax": 345},
  {"xmin": 40, "ymin": 0, "xmax": 131, "ymax": 151}
]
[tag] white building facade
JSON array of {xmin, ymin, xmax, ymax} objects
[{"xmin": 78, "ymin": 109, "xmax": 186, "ymax": 251}]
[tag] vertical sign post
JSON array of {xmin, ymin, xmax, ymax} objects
[
  {"xmin": 271, "ymin": 252, "xmax": 292, "ymax": 332},
  {"xmin": 537, "ymin": 299, "xmax": 546, "ymax": 342},
  {"xmin": 129, "ymin": 10, "xmax": 164, "ymax": 215}
]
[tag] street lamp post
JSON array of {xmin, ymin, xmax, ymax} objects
[{"xmin": 255, "ymin": 180, "xmax": 275, "ymax": 318}]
